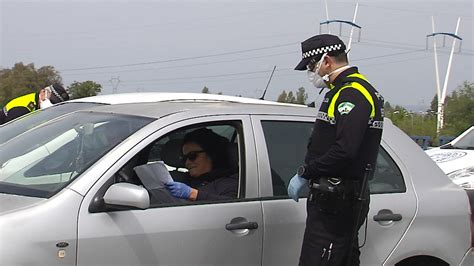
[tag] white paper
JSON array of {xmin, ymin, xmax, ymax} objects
[{"xmin": 133, "ymin": 161, "xmax": 174, "ymax": 189}]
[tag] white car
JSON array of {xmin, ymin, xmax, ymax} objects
[{"xmin": 426, "ymin": 126, "xmax": 474, "ymax": 189}]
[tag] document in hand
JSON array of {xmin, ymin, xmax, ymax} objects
[{"xmin": 133, "ymin": 161, "xmax": 174, "ymax": 190}]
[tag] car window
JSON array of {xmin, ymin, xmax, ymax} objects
[
  {"xmin": 112, "ymin": 121, "xmax": 243, "ymax": 207},
  {"xmin": 261, "ymin": 121, "xmax": 313, "ymax": 197},
  {"xmin": 369, "ymin": 147, "xmax": 406, "ymax": 194},
  {"xmin": 0, "ymin": 112, "xmax": 153, "ymax": 198},
  {"xmin": 261, "ymin": 120, "xmax": 405, "ymax": 197}
]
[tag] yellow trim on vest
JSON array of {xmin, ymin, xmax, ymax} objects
[
  {"xmin": 347, "ymin": 73, "xmax": 369, "ymax": 83},
  {"xmin": 5, "ymin": 93, "xmax": 37, "ymax": 112},
  {"xmin": 328, "ymin": 82, "xmax": 375, "ymax": 118}
]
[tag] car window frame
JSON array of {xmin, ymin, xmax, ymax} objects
[
  {"xmin": 86, "ymin": 114, "xmax": 259, "ymax": 213},
  {"xmin": 250, "ymin": 115, "xmax": 411, "ymax": 200}
]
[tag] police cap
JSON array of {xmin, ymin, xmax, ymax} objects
[
  {"xmin": 294, "ymin": 34, "xmax": 346, "ymax": 71},
  {"xmin": 49, "ymin": 84, "xmax": 70, "ymax": 104}
]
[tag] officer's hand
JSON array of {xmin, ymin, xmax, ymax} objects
[
  {"xmin": 166, "ymin": 181, "xmax": 192, "ymax": 199},
  {"xmin": 287, "ymin": 174, "xmax": 307, "ymax": 202}
]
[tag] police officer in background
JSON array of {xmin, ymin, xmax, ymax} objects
[
  {"xmin": 288, "ymin": 34, "xmax": 384, "ymax": 266},
  {"xmin": 0, "ymin": 84, "xmax": 69, "ymax": 125}
]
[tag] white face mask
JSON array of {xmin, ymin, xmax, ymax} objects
[
  {"xmin": 40, "ymin": 98, "xmax": 53, "ymax": 109},
  {"xmin": 307, "ymin": 54, "xmax": 329, "ymax": 89},
  {"xmin": 307, "ymin": 54, "xmax": 352, "ymax": 89},
  {"xmin": 307, "ymin": 70, "xmax": 328, "ymax": 89}
]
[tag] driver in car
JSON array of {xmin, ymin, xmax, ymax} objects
[{"xmin": 165, "ymin": 128, "xmax": 238, "ymax": 201}]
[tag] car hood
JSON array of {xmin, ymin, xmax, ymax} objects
[
  {"xmin": 425, "ymin": 149, "xmax": 474, "ymax": 174},
  {"xmin": 0, "ymin": 193, "xmax": 46, "ymax": 215}
]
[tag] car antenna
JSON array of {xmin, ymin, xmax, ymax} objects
[{"xmin": 259, "ymin": 65, "xmax": 277, "ymax": 100}]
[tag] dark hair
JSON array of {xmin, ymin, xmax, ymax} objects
[
  {"xmin": 329, "ymin": 52, "xmax": 348, "ymax": 64},
  {"xmin": 182, "ymin": 128, "xmax": 230, "ymax": 169}
]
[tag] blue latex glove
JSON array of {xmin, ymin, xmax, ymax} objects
[
  {"xmin": 287, "ymin": 174, "xmax": 307, "ymax": 202},
  {"xmin": 166, "ymin": 181, "xmax": 192, "ymax": 199}
]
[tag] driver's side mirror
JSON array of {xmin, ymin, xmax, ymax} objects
[{"xmin": 103, "ymin": 183, "xmax": 150, "ymax": 209}]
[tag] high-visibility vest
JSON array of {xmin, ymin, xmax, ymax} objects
[
  {"xmin": 327, "ymin": 73, "xmax": 375, "ymax": 119},
  {"xmin": 3, "ymin": 93, "xmax": 38, "ymax": 115}
]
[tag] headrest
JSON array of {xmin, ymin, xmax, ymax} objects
[{"xmin": 161, "ymin": 138, "xmax": 184, "ymax": 169}]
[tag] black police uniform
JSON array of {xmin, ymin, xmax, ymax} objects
[
  {"xmin": 0, "ymin": 84, "xmax": 69, "ymax": 125},
  {"xmin": 298, "ymin": 67, "xmax": 384, "ymax": 266},
  {"xmin": 0, "ymin": 93, "xmax": 39, "ymax": 125}
]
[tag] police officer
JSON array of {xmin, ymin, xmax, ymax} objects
[
  {"xmin": 288, "ymin": 34, "xmax": 384, "ymax": 266},
  {"xmin": 0, "ymin": 84, "xmax": 69, "ymax": 125}
]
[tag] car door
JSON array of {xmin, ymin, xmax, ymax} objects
[
  {"xmin": 251, "ymin": 115, "xmax": 416, "ymax": 265},
  {"xmin": 76, "ymin": 115, "xmax": 263, "ymax": 266},
  {"xmin": 251, "ymin": 115, "xmax": 314, "ymax": 266},
  {"xmin": 361, "ymin": 141, "xmax": 416, "ymax": 264}
]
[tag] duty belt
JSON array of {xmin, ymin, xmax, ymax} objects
[
  {"xmin": 309, "ymin": 177, "xmax": 361, "ymax": 200},
  {"xmin": 309, "ymin": 177, "xmax": 342, "ymax": 193}
]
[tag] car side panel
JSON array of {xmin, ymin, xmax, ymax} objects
[{"xmin": 382, "ymin": 121, "xmax": 471, "ymax": 265}]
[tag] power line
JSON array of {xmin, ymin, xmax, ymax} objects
[
  {"xmin": 100, "ymin": 52, "xmax": 437, "ymax": 86},
  {"xmin": 60, "ymin": 42, "xmax": 297, "ymax": 72},
  {"xmin": 60, "ymin": 51, "xmax": 297, "ymax": 77}
]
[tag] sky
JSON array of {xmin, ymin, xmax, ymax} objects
[{"xmin": 1, "ymin": 0, "xmax": 473, "ymax": 110}]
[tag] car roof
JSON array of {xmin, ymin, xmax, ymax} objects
[
  {"xmin": 69, "ymin": 92, "xmax": 301, "ymax": 107},
  {"xmin": 75, "ymin": 101, "xmax": 314, "ymax": 119}
]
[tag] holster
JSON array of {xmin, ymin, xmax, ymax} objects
[{"xmin": 308, "ymin": 177, "xmax": 360, "ymax": 204}]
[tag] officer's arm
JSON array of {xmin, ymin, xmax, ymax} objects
[{"xmin": 304, "ymin": 89, "xmax": 371, "ymax": 178}]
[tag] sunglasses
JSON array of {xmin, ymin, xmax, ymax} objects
[
  {"xmin": 306, "ymin": 58, "xmax": 318, "ymax": 72},
  {"xmin": 180, "ymin": 150, "xmax": 206, "ymax": 162},
  {"xmin": 306, "ymin": 53, "xmax": 328, "ymax": 72}
]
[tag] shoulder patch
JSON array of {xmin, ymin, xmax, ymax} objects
[{"xmin": 337, "ymin": 102, "xmax": 355, "ymax": 115}]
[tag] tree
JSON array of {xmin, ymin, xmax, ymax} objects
[
  {"xmin": 295, "ymin": 87, "xmax": 308, "ymax": 105},
  {"xmin": 384, "ymin": 101, "xmax": 393, "ymax": 113},
  {"xmin": 386, "ymin": 81, "xmax": 473, "ymax": 145},
  {"xmin": 277, "ymin": 90, "xmax": 288, "ymax": 103},
  {"xmin": 200, "ymin": 86, "xmax": 222, "ymax": 95},
  {"xmin": 287, "ymin": 91, "xmax": 296, "ymax": 103},
  {"xmin": 68, "ymin": 81, "xmax": 102, "ymax": 99},
  {"xmin": 277, "ymin": 87, "xmax": 308, "ymax": 105},
  {"xmin": 442, "ymin": 81, "xmax": 474, "ymax": 136},
  {"xmin": 0, "ymin": 62, "xmax": 62, "ymax": 106}
]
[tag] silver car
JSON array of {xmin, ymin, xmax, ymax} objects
[{"xmin": 0, "ymin": 97, "xmax": 472, "ymax": 265}]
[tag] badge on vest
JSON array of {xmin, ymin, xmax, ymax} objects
[
  {"xmin": 337, "ymin": 102, "xmax": 355, "ymax": 115},
  {"xmin": 27, "ymin": 101, "xmax": 36, "ymax": 111}
]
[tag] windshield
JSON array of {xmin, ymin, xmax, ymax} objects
[
  {"xmin": 0, "ymin": 112, "xmax": 153, "ymax": 198},
  {"xmin": 0, "ymin": 102, "xmax": 105, "ymax": 145},
  {"xmin": 452, "ymin": 127, "xmax": 474, "ymax": 149}
]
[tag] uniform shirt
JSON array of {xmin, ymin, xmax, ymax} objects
[
  {"xmin": 302, "ymin": 67, "xmax": 384, "ymax": 181},
  {"xmin": 1, "ymin": 93, "xmax": 39, "ymax": 124},
  {"xmin": 3, "ymin": 93, "xmax": 39, "ymax": 113}
]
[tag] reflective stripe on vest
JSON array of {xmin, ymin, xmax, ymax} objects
[
  {"xmin": 5, "ymin": 93, "xmax": 37, "ymax": 113},
  {"xmin": 328, "ymin": 79, "xmax": 375, "ymax": 119}
]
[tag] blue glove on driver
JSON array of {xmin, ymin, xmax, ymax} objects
[
  {"xmin": 287, "ymin": 174, "xmax": 307, "ymax": 202},
  {"xmin": 166, "ymin": 181, "xmax": 192, "ymax": 199}
]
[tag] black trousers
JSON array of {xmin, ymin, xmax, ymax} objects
[{"xmin": 298, "ymin": 190, "xmax": 369, "ymax": 266}]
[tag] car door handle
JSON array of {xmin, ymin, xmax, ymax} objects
[
  {"xmin": 225, "ymin": 221, "xmax": 259, "ymax": 231},
  {"xmin": 373, "ymin": 209, "xmax": 402, "ymax": 222}
]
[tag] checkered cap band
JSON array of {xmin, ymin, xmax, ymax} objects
[
  {"xmin": 302, "ymin": 44, "xmax": 343, "ymax": 59},
  {"xmin": 49, "ymin": 85, "xmax": 64, "ymax": 101}
]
